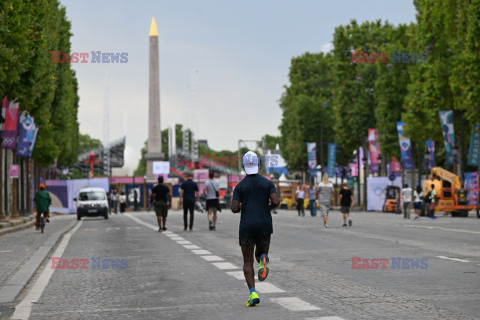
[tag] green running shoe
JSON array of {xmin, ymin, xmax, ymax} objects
[
  {"xmin": 246, "ymin": 291, "xmax": 260, "ymax": 307},
  {"xmin": 258, "ymin": 254, "xmax": 269, "ymax": 281}
]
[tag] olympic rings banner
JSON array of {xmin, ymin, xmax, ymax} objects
[
  {"xmin": 1, "ymin": 97, "xmax": 19, "ymax": 149},
  {"xmin": 367, "ymin": 177, "xmax": 402, "ymax": 211}
]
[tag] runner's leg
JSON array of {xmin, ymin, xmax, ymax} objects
[
  {"xmin": 212, "ymin": 207, "xmax": 217, "ymax": 227},
  {"xmin": 183, "ymin": 204, "xmax": 188, "ymax": 230},
  {"xmin": 241, "ymin": 243, "xmax": 256, "ymax": 289},
  {"xmin": 189, "ymin": 202, "xmax": 195, "ymax": 229}
]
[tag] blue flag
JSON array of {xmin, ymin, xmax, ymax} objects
[
  {"xmin": 327, "ymin": 143, "xmax": 337, "ymax": 177},
  {"xmin": 467, "ymin": 123, "xmax": 479, "ymax": 167},
  {"xmin": 396, "ymin": 122, "xmax": 414, "ymax": 170}
]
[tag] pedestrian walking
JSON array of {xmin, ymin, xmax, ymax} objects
[
  {"xmin": 147, "ymin": 190, "xmax": 153, "ymax": 212},
  {"xmin": 295, "ymin": 185, "xmax": 305, "ymax": 217},
  {"xmin": 231, "ymin": 151, "xmax": 279, "ymax": 307},
  {"xmin": 108, "ymin": 189, "xmax": 114, "ymax": 213},
  {"xmin": 112, "ymin": 189, "xmax": 119, "ymax": 214},
  {"xmin": 204, "ymin": 171, "xmax": 220, "ymax": 230},
  {"xmin": 318, "ymin": 174, "xmax": 334, "ymax": 228},
  {"xmin": 413, "ymin": 185, "xmax": 423, "ymax": 220},
  {"xmin": 425, "ymin": 184, "xmax": 437, "ymax": 217},
  {"xmin": 339, "ymin": 183, "xmax": 354, "ymax": 227},
  {"xmin": 119, "ymin": 191, "xmax": 127, "ymax": 213},
  {"xmin": 180, "ymin": 172, "xmax": 199, "ymax": 231},
  {"xmin": 151, "ymin": 176, "xmax": 171, "ymax": 232},
  {"xmin": 308, "ymin": 183, "xmax": 318, "ymax": 217},
  {"xmin": 401, "ymin": 183, "xmax": 413, "ymax": 219},
  {"xmin": 133, "ymin": 189, "xmax": 139, "ymax": 211}
]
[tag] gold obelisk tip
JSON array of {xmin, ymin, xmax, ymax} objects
[{"xmin": 149, "ymin": 17, "xmax": 158, "ymax": 36}]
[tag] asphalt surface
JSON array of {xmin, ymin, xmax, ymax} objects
[{"xmin": 1, "ymin": 209, "xmax": 479, "ymax": 319}]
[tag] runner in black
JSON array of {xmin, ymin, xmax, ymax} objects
[
  {"xmin": 231, "ymin": 151, "xmax": 279, "ymax": 307},
  {"xmin": 151, "ymin": 176, "xmax": 171, "ymax": 232}
]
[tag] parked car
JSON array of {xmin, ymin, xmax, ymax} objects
[{"xmin": 74, "ymin": 187, "xmax": 108, "ymax": 220}]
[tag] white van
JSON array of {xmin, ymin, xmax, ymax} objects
[{"xmin": 74, "ymin": 187, "xmax": 109, "ymax": 220}]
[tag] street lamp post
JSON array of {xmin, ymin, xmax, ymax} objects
[
  {"xmin": 362, "ymin": 155, "xmax": 368, "ymax": 209},
  {"xmin": 377, "ymin": 154, "xmax": 383, "ymax": 176},
  {"xmin": 320, "ymin": 101, "xmax": 328, "ymax": 174},
  {"xmin": 424, "ymin": 149, "xmax": 430, "ymax": 181},
  {"xmin": 452, "ymin": 145, "xmax": 459, "ymax": 176}
]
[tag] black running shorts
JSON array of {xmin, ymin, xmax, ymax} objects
[{"xmin": 239, "ymin": 234, "xmax": 271, "ymax": 247}]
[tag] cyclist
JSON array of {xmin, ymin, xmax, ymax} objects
[{"xmin": 34, "ymin": 184, "xmax": 52, "ymax": 230}]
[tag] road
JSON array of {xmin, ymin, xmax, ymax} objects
[{"xmin": 1, "ymin": 209, "xmax": 479, "ymax": 320}]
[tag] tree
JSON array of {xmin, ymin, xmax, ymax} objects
[
  {"xmin": 78, "ymin": 133, "xmax": 102, "ymax": 155},
  {"xmin": 134, "ymin": 141, "xmax": 147, "ymax": 176},
  {"xmin": 279, "ymin": 52, "xmax": 335, "ymax": 170},
  {"xmin": 332, "ymin": 20, "xmax": 396, "ymax": 164}
]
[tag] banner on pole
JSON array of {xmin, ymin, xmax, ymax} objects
[
  {"xmin": 396, "ymin": 122, "xmax": 414, "ymax": 170},
  {"xmin": 29, "ymin": 125, "xmax": 39, "ymax": 157},
  {"xmin": 368, "ymin": 128, "xmax": 380, "ymax": 174},
  {"xmin": 439, "ymin": 110, "xmax": 456, "ymax": 165},
  {"xmin": 1, "ymin": 99, "xmax": 19, "ymax": 149},
  {"xmin": 327, "ymin": 143, "xmax": 337, "ymax": 178},
  {"xmin": 464, "ymin": 172, "xmax": 478, "ymax": 206},
  {"xmin": 307, "ymin": 142, "xmax": 317, "ymax": 177},
  {"xmin": 307, "ymin": 143, "xmax": 317, "ymax": 169},
  {"xmin": 467, "ymin": 123, "xmax": 479, "ymax": 167},
  {"xmin": 17, "ymin": 112, "xmax": 36, "ymax": 157},
  {"xmin": 424, "ymin": 140, "xmax": 435, "ymax": 170}
]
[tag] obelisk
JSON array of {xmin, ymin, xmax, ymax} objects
[{"xmin": 146, "ymin": 17, "xmax": 162, "ymax": 181}]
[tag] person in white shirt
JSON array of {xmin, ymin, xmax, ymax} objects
[
  {"xmin": 204, "ymin": 171, "xmax": 220, "ymax": 230},
  {"xmin": 401, "ymin": 183, "xmax": 413, "ymax": 219},
  {"xmin": 295, "ymin": 185, "xmax": 305, "ymax": 217},
  {"xmin": 318, "ymin": 174, "xmax": 334, "ymax": 228},
  {"xmin": 413, "ymin": 185, "xmax": 423, "ymax": 220}
]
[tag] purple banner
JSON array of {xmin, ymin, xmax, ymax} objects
[{"xmin": 1, "ymin": 100, "xmax": 19, "ymax": 149}]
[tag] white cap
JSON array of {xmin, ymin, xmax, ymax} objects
[{"xmin": 243, "ymin": 151, "xmax": 259, "ymax": 175}]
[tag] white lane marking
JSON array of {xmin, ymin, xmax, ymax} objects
[
  {"xmin": 201, "ymin": 255, "xmax": 224, "ymax": 262},
  {"xmin": 192, "ymin": 250, "xmax": 211, "ymax": 255},
  {"xmin": 212, "ymin": 262, "xmax": 238, "ymax": 270},
  {"xmin": 256, "ymin": 282, "xmax": 285, "ymax": 293},
  {"xmin": 226, "ymin": 271, "xmax": 257, "ymax": 280},
  {"xmin": 106, "ymin": 227, "xmax": 121, "ymax": 231},
  {"xmin": 176, "ymin": 241, "xmax": 192, "ymax": 245},
  {"xmin": 436, "ymin": 256, "xmax": 471, "ymax": 263},
  {"xmin": 306, "ymin": 317, "xmax": 345, "ymax": 320},
  {"xmin": 226, "ymin": 271, "xmax": 246, "ymax": 280},
  {"xmin": 126, "ymin": 227, "xmax": 141, "ymax": 230},
  {"xmin": 83, "ymin": 228, "xmax": 97, "ymax": 231},
  {"xmin": 271, "ymin": 297, "xmax": 321, "ymax": 311},
  {"xmin": 183, "ymin": 245, "xmax": 200, "ymax": 249},
  {"xmin": 1, "ymin": 250, "xmax": 13, "ymax": 253},
  {"xmin": 125, "ymin": 214, "xmax": 157, "ymax": 231},
  {"xmin": 227, "ymin": 271, "xmax": 258, "ymax": 281},
  {"xmin": 170, "ymin": 237, "xmax": 184, "ymax": 241},
  {"xmin": 165, "ymin": 233, "xmax": 178, "ymax": 238},
  {"xmin": 403, "ymin": 224, "xmax": 480, "ymax": 234},
  {"xmin": 11, "ymin": 221, "xmax": 83, "ymax": 320}
]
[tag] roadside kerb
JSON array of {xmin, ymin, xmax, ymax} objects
[
  {"xmin": 0, "ymin": 217, "xmax": 35, "ymax": 237},
  {"xmin": 0, "ymin": 220, "xmax": 78, "ymax": 303}
]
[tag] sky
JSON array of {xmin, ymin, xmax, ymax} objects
[{"xmin": 59, "ymin": 0, "xmax": 416, "ymax": 175}]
